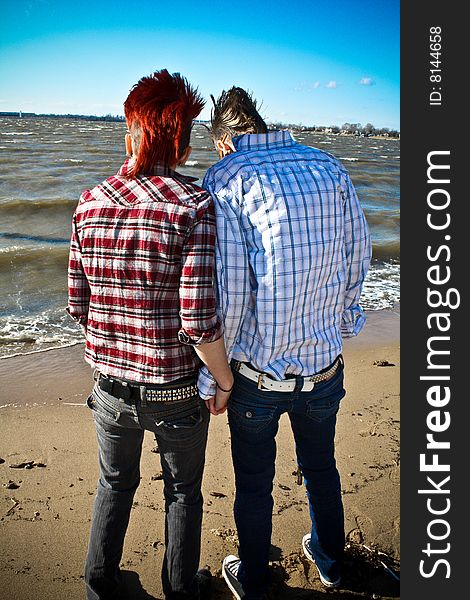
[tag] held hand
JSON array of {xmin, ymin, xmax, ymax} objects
[
  {"xmin": 204, "ymin": 385, "xmax": 232, "ymax": 416},
  {"xmin": 213, "ymin": 386, "xmax": 231, "ymax": 415},
  {"xmin": 205, "ymin": 396, "xmax": 217, "ymax": 415}
]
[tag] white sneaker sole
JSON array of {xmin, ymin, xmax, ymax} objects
[
  {"xmin": 301, "ymin": 534, "xmax": 341, "ymax": 589},
  {"xmin": 222, "ymin": 555, "xmax": 244, "ymax": 599}
]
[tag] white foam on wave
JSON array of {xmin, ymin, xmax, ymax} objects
[
  {"xmin": 361, "ymin": 261, "xmax": 400, "ymax": 311},
  {"xmin": 60, "ymin": 158, "xmax": 83, "ymax": 163},
  {"xmin": 2, "ymin": 132, "xmax": 34, "ymax": 136},
  {"xmin": 185, "ymin": 160, "xmax": 199, "ymax": 166},
  {"xmin": 0, "ymin": 270, "xmax": 84, "ymax": 360},
  {"xmin": 0, "ymin": 245, "xmax": 24, "ymax": 254},
  {"xmin": 0, "ymin": 309, "xmax": 82, "ymax": 345},
  {"xmin": 339, "ymin": 157, "xmax": 359, "ymax": 162}
]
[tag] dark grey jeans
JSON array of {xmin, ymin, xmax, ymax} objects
[{"xmin": 84, "ymin": 380, "xmax": 210, "ymax": 600}]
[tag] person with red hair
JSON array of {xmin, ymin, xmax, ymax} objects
[
  {"xmin": 68, "ymin": 69, "xmax": 233, "ymax": 600},
  {"xmin": 123, "ymin": 69, "xmax": 203, "ymax": 177}
]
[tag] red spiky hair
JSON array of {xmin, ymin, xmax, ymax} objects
[{"xmin": 123, "ymin": 69, "xmax": 204, "ymax": 177}]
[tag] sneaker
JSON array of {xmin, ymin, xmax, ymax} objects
[
  {"xmin": 222, "ymin": 555, "xmax": 245, "ymax": 599},
  {"xmin": 301, "ymin": 534, "xmax": 341, "ymax": 589},
  {"xmin": 195, "ymin": 568, "xmax": 212, "ymax": 600}
]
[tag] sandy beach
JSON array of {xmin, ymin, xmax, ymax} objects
[{"xmin": 0, "ymin": 308, "xmax": 400, "ymax": 599}]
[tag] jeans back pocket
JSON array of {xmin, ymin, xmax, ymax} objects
[
  {"xmin": 160, "ymin": 406, "xmax": 203, "ymax": 429},
  {"xmin": 87, "ymin": 388, "xmax": 120, "ymax": 422},
  {"xmin": 228, "ymin": 399, "xmax": 277, "ymax": 433},
  {"xmin": 305, "ymin": 370, "xmax": 345, "ymax": 422}
]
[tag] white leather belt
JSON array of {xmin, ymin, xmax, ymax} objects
[{"xmin": 234, "ymin": 356, "xmax": 342, "ymax": 392}]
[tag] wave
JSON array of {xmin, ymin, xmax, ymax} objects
[
  {"xmin": 362, "ymin": 260, "xmax": 400, "ymax": 311},
  {"xmin": 0, "ymin": 244, "xmax": 69, "ymax": 269},
  {"xmin": 0, "ymin": 197, "xmax": 78, "ymax": 214},
  {"xmin": 372, "ymin": 240, "xmax": 400, "ymax": 259},
  {"xmin": 365, "ymin": 210, "xmax": 400, "ymax": 227},
  {"xmin": 0, "ymin": 232, "xmax": 69, "ymax": 244},
  {"xmin": 0, "ymin": 339, "xmax": 83, "ymax": 360},
  {"xmin": 356, "ymin": 173, "xmax": 400, "ymax": 187},
  {"xmin": 0, "ymin": 309, "xmax": 83, "ymax": 359}
]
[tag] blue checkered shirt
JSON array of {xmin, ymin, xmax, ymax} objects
[{"xmin": 198, "ymin": 130, "xmax": 371, "ymax": 399}]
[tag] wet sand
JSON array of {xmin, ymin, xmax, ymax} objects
[{"xmin": 0, "ymin": 308, "xmax": 400, "ymax": 599}]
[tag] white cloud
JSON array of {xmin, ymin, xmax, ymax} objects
[
  {"xmin": 360, "ymin": 77, "xmax": 375, "ymax": 86},
  {"xmin": 294, "ymin": 81, "xmax": 321, "ymax": 92},
  {"xmin": 325, "ymin": 81, "xmax": 337, "ymax": 89}
]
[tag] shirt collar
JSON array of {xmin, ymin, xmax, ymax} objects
[
  {"xmin": 117, "ymin": 158, "xmax": 198, "ymax": 182},
  {"xmin": 232, "ymin": 130, "xmax": 296, "ymax": 152}
]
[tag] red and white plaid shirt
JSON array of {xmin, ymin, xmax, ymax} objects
[{"xmin": 67, "ymin": 159, "xmax": 223, "ymax": 384}]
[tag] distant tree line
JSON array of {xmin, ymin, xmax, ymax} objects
[
  {"xmin": 0, "ymin": 112, "xmax": 125, "ymax": 122},
  {"xmin": 268, "ymin": 120, "xmax": 400, "ymax": 138}
]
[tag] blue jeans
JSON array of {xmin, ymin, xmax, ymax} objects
[
  {"xmin": 84, "ymin": 380, "xmax": 209, "ymax": 600},
  {"xmin": 228, "ymin": 361, "xmax": 346, "ymax": 599}
]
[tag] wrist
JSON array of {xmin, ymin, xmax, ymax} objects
[
  {"xmin": 216, "ymin": 381, "xmax": 234, "ymax": 393},
  {"xmin": 216, "ymin": 373, "xmax": 234, "ymax": 393}
]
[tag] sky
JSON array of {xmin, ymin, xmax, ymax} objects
[{"xmin": 0, "ymin": 0, "xmax": 400, "ymax": 130}]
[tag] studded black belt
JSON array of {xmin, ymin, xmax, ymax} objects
[{"xmin": 97, "ymin": 374, "xmax": 198, "ymax": 404}]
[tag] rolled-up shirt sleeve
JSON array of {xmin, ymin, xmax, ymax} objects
[
  {"xmin": 178, "ymin": 198, "xmax": 223, "ymax": 346},
  {"xmin": 340, "ymin": 171, "xmax": 372, "ymax": 337},
  {"xmin": 66, "ymin": 212, "xmax": 90, "ymax": 325}
]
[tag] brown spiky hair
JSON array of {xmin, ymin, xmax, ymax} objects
[
  {"xmin": 209, "ymin": 87, "xmax": 267, "ymax": 142},
  {"xmin": 124, "ymin": 69, "xmax": 204, "ymax": 177}
]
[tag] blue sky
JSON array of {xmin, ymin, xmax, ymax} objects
[{"xmin": 0, "ymin": 0, "xmax": 400, "ymax": 129}]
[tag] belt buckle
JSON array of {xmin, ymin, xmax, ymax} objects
[{"xmin": 257, "ymin": 373, "xmax": 265, "ymax": 390}]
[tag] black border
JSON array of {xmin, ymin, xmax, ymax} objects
[{"xmin": 401, "ymin": 4, "xmax": 467, "ymax": 598}]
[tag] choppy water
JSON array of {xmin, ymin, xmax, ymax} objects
[{"xmin": 0, "ymin": 117, "xmax": 399, "ymax": 358}]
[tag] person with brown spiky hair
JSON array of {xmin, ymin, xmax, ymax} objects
[
  {"xmin": 198, "ymin": 87, "xmax": 371, "ymax": 599},
  {"xmin": 68, "ymin": 69, "xmax": 234, "ymax": 600}
]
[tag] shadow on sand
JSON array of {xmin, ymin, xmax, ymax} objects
[{"xmin": 118, "ymin": 541, "xmax": 400, "ymax": 599}]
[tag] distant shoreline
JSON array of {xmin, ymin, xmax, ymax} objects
[
  {"xmin": 0, "ymin": 112, "xmax": 400, "ymax": 138},
  {"xmin": 0, "ymin": 111, "xmax": 126, "ymax": 123}
]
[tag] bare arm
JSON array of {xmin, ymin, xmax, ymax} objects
[{"xmin": 194, "ymin": 337, "xmax": 233, "ymax": 415}]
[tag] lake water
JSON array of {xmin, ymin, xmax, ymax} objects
[{"xmin": 0, "ymin": 117, "xmax": 399, "ymax": 358}]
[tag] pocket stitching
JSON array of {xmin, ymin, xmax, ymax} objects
[{"xmin": 91, "ymin": 388, "xmax": 119, "ymax": 421}]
